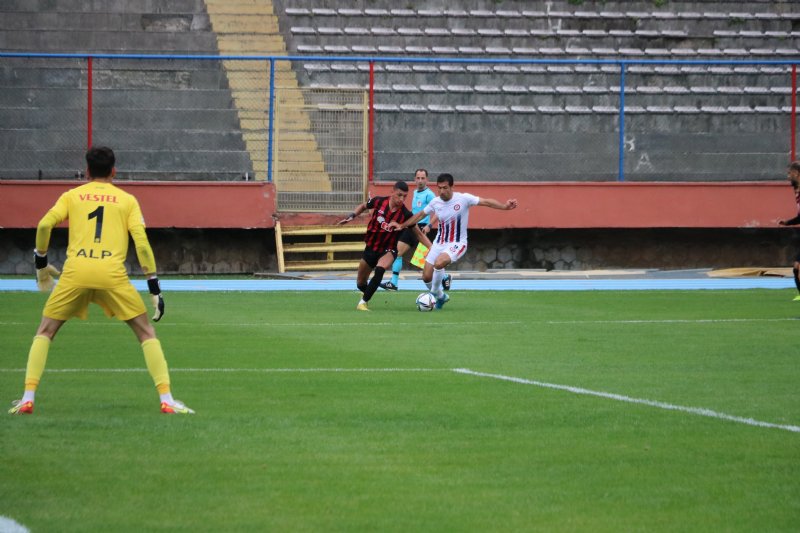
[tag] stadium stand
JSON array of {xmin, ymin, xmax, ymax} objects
[
  {"xmin": 0, "ymin": 0, "xmax": 253, "ymax": 180},
  {"xmin": 0, "ymin": 0, "xmax": 797, "ymax": 182},
  {"xmin": 274, "ymin": 0, "xmax": 798, "ymax": 181}
]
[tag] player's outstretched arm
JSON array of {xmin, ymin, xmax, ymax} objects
[
  {"xmin": 338, "ymin": 202, "xmax": 367, "ymax": 225},
  {"xmin": 391, "ymin": 210, "xmax": 426, "ymax": 231},
  {"xmin": 478, "ymin": 198, "xmax": 518, "ymax": 210}
]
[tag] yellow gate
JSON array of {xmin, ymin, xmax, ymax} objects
[{"xmin": 273, "ymin": 86, "xmax": 368, "ymax": 212}]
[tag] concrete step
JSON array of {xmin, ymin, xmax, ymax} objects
[
  {"xmin": 0, "ymin": 64, "xmax": 230, "ymax": 91},
  {"xmin": 374, "ymin": 107, "xmax": 789, "ymax": 133},
  {"xmin": 224, "ymin": 60, "xmax": 294, "ymax": 72},
  {"xmin": 277, "ymin": 150, "xmax": 328, "ymax": 162},
  {"xmin": 277, "ymin": 1, "xmax": 793, "ymax": 30},
  {"xmin": 206, "ymin": 3, "xmax": 276, "ymax": 15},
  {"xmin": 216, "ymin": 36, "xmax": 287, "ymax": 53},
  {"xmin": 377, "ymin": 130, "xmax": 783, "ymax": 155},
  {"xmin": 211, "ymin": 15, "xmax": 280, "ymax": 33},
  {"xmin": 368, "ymin": 92, "xmax": 789, "ymax": 109},
  {"xmin": 0, "ymin": 12, "xmax": 210, "ymax": 32},
  {"xmin": 0, "ymin": 169, "xmax": 247, "ymax": 180},
  {"xmin": 282, "ymin": 17, "xmax": 793, "ymax": 39},
  {"xmin": 0, "ymin": 128, "xmax": 247, "ymax": 151},
  {"xmin": 276, "ymin": 190, "xmax": 363, "ymax": 211},
  {"xmin": 274, "ymin": 160, "xmax": 325, "ymax": 172},
  {"xmin": 302, "ymin": 65, "xmax": 791, "ymax": 90},
  {"xmin": 374, "ymin": 150, "xmax": 785, "ymax": 182},
  {"xmin": 0, "ymin": 29, "xmax": 219, "ymax": 53},
  {"xmin": 0, "ymin": 149, "xmax": 253, "ymax": 174},
  {"xmin": 0, "ymin": 0, "xmax": 204, "ymax": 13},
  {"xmin": 243, "ymin": 116, "xmax": 310, "ymax": 129},
  {"xmin": 0, "ymin": 88, "xmax": 236, "ymax": 109},
  {"xmin": 0, "ymin": 108, "xmax": 243, "ymax": 130}
]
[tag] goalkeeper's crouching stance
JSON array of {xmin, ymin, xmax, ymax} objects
[{"xmin": 9, "ymin": 146, "xmax": 193, "ymax": 415}]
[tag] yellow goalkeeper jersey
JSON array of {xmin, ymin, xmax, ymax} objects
[{"xmin": 38, "ymin": 180, "xmax": 155, "ymax": 288}]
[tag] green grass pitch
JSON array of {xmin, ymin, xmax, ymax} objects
[{"xmin": 1, "ymin": 289, "xmax": 798, "ymax": 531}]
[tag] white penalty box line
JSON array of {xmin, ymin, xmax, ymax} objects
[
  {"xmin": 0, "ymin": 367, "xmax": 449, "ymax": 373},
  {"xmin": 1, "ymin": 366, "xmax": 796, "ymax": 434},
  {"xmin": 454, "ymin": 368, "xmax": 800, "ymax": 434}
]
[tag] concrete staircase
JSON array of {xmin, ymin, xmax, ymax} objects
[{"xmin": 205, "ymin": 0, "xmax": 332, "ymax": 194}]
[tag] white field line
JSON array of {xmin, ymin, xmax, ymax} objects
[
  {"xmin": 0, "ymin": 367, "xmax": 447, "ymax": 374},
  {"xmin": 0, "ymin": 318, "xmax": 793, "ymax": 328},
  {"xmin": 545, "ymin": 318, "xmax": 797, "ymax": 324},
  {"xmin": 0, "ymin": 321, "xmax": 521, "ymax": 327},
  {"xmin": 453, "ymin": 368, "xmax": 800, "ymax": 434}
]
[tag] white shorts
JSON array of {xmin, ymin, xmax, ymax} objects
[{"xmin": 426, "ymin": 241, "xmax": 468, "ymax": 265}]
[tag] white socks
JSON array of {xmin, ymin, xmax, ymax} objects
[
  {"xmin": 160, "ymin": 393, "xmax": 175, "ymax": 404},
  {"xmin": 21, "ymin": 391, "xmax": 35, "ymax": 403},
  {"xmin": 431, "ymin": 268, "xmax": 446, "ymax": 298}
]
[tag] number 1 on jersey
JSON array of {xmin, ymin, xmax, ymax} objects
[{"xmin": 88, "ymin": 206, "xmax": 104, "ymax": 243}]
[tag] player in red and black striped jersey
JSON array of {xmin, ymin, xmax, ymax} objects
[
  {"xmin": 778, "ymin": 161, "xmax": 800, "ymax": 301},
  {"xmin": 338, "ymin": 181, "xmax": 432, "ymax": 311}
]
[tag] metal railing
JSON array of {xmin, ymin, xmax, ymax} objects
[{"xmin": 0, "ymin": 53, "xmax": 800, "ymax": 185}]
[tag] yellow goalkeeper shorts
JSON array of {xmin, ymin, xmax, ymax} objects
[{"xmin": 43, "ymin": 281, "xmax": 147, "ymax": 322}]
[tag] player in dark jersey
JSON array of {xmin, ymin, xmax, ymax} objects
[
  {"xmin": 338, "ymin": 181, "xmax": 432, "ymax": 311},
  {"xmin": 778, "ymin": 161, "xmax": 800, "ymax": 301}
]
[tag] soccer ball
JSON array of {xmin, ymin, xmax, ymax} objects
[{"xmin": 416, "ymin": 292, "xmax": 436, "ymax": 312}]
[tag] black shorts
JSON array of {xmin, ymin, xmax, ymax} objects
[
  {"xmin": 362, "ymin": 247, "xmax": 398, "ymax": 268},
  {"xmin": 398, "ymin": 223, "xmax": 428, "ymax": 248}
]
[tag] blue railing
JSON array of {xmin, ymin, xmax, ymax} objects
[{"xmin": 1, "ymin": 52, "xmax": 797, "ymax": 182}]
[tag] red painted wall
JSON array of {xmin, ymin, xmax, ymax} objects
[
  {"xmin": 0, "ymin": 180, "xmax": 794, "ymax": 229},
  {"xmin": 358, "ymin": 181, "xmax": 795, "ymax": 229},
  {"xmin": 0, "ymin": 181, "xmax": 276, "ymax": 229}
]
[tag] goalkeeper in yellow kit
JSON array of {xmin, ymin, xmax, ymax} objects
[{"xmin": 9, "ymin": 146, "xmax": 194, "ymax": 415}]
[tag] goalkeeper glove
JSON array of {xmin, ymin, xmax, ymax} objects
[
  {"xmin": 147, "ymin": 277, "xmax": 165, "ymax": 322},
  {"xmin": 34, "ymin": 249, "xmax": 60, "ymax": 292}
]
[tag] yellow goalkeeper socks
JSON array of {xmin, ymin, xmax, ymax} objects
[
  {"xmin": 22, "ymin": 335, "xmax": 51, "ymax": 400},
  {"xmin": 141, "ymin": 338, "xmax": 171, "ymax": 395}
]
